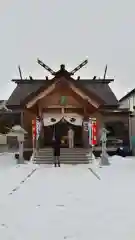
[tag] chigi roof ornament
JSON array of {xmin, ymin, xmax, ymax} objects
[
  {"xmin": 37, "ymin": 58, "xmax": 88, "ymax": 76},
  {"xmin": 37, "ymin": 58, "xmax": 56, "ymax": 75},
  {"xmin": 69, "ymin": 59, "xmax": 88, "ymax": 76}
]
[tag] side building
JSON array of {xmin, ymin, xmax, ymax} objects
[{"xmin": 119, "ymin": 88, "xmax": 135, "ymax": 151}]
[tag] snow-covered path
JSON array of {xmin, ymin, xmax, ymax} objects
[{"xmin": 0, "ymin": 156, "xmax": 135, "ymax": 239}]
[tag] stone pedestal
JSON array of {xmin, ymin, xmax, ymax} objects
[
  {"xmin": 101, "ymin": 151, "xmax": 110, "ymax": 166},
  {"xmin": 18, "ymin": 141, "xmax": 24, "ymax": 164}
]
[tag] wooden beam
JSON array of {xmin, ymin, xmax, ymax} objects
[
  {"xmin": 69, "ymin": 83, "xmax": 99, "ymax": 108},
  {"xmin": 26, "ymin": 82, "xmax": 57, "ymax": 108},
  {"xmin": 46, "ymin": 105, "xmax": 82, "ymax": 108},
  {"xmin": 48, "ymin": 83, "xmax": 99, "ymax": 111}
]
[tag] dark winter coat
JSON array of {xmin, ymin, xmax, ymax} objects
[{"xmin": 52, "ymin": 138, "xmax": 61, "ymax": 156}]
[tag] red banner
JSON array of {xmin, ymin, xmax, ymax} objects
[
  {"xmin": 91, "ymin": 119, "xmax": 97, "ymax": 145},
  {"xmin": 32, "ymin": 119, "xmax": 36, "ymax": 140}
]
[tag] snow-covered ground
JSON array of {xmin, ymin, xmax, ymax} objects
[{"xmin": 0, "ymin": 154, "xmax": 135, "ymax": 239}]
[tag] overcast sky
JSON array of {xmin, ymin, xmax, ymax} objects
[{"xmin": 0, "ymin": 0, "xmax": 135, "ymax": 100}]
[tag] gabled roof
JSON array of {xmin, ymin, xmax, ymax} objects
[
  {"xmin": 7, "ymin": 79, "xmax": 118, "ymax": 107},
  {"xmin": 24, "ymin": 75, "xmax": 106, "ymax": 108},
  {"xmin": 7, "ymin": 66, "xmax": 118, "ymax": 107},
  {"xmin": 82, "ymin": 80, "xmax": 118, "ymax": 106},
  {"xmin": 119, "ymin": 88, "xmax": 135, "ymax": 102},
  {"xmin": 7, "ymin": 81, "xmax": 45, "ymax": 107}
]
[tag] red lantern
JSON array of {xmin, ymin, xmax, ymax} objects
[{"xmin": 91, "ymin": 119, "xmax": 97, "ymax": 145}]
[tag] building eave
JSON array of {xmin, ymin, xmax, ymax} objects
[
  {"xmin": 12, "ymin": 78, "xmax": 114, "ymax": 84},
  {"xmin": 99, "ymin": 108, "xmax": 130, "ymax": 114}
]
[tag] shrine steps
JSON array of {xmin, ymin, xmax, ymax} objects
[{"xmin": 33, "ymin": 148, "xmax": 92, "ymax": 164}]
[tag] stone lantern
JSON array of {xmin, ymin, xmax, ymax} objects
[{"xmin": 7, "ymin": 125, "xmax": 27, "ymax": 164}]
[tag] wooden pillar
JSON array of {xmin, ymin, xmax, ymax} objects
[{"xmin": 36, "ymin": 105, "xmax": 40, "ymax": 151}]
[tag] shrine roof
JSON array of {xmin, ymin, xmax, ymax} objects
[{"xmin": 7, "ymin": 78, "xmax": 118, "ymax": 107}]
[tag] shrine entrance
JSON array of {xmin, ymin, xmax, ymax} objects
[
  {"xmin": 42, "ymin": 114, "xmax": 83, "ymax": 147},
  {"xmin": 55, "ymin": 119, "xmax": 83, "ymax": 147}
]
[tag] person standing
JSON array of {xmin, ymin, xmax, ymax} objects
[
  {"xmin": 52, "ymin": 136, "xmax": 61, "ymax": 167},
  {"xmin": 68, "ymin": 127, "xmax": 74, "ymax": 148}
]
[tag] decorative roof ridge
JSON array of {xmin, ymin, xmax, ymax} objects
[{"xmin": 12, "ymin": 78, "xmax": 114, "ymax": 84}]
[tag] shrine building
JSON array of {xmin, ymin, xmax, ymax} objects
[{"xmin": 6, "ymin": 59, "xmax": 129, "ymax": 150}]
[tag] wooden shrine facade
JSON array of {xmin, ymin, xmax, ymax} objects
[{"xmin": 6, "ymin": 61, "xmax": 129, "ymax": 148}]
